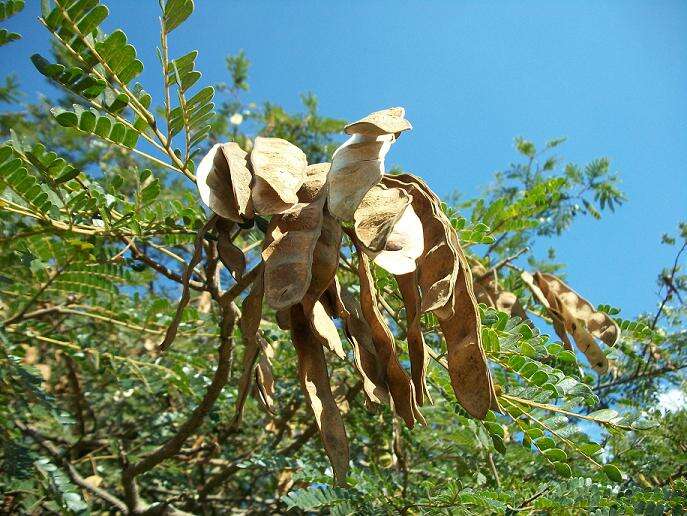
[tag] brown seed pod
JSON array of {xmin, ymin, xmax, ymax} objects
[
  {"xmin": 382, "ymin": 174, "xmax": 459, "ymax": 314},
  {"xmin": 396, "ymin": 271, "xmax": 431, "ymax": 406},
  {"xmin": 254, "ymin": 335, "xmax": 275, "ymax": 414},
  {"xmin": 328, "ymin": 107, "xmax": 411, "ymax": 221},
  {"xmin": 353, "ymin": 184, "xmax": 411, "ymax": 253},
  {"xmin": 216, "ymin": 218, "xmax": 246, "ymax": 279},
  {"xmin": 261, "ymin": 164, "xmax": 329, "ymax": 310},
  {"xmin": 309, "ymin": 300, "xmax": 346, "ymax": 360},
  {"xmin": 356, "ymin": 246, "xmax": 424, "ymax": 427},
  {"xmin": 233, "ymin": 272, "xmax": 265, "ymax": 427},
  {"xmin": 344, "ymin": 106, "xmax": 413, "ymax": 137},
  {"xmin": 471, "ymin": 263, "xmax": 528, "ymax": 321},
  {"xmin": 290, "ymin": 303, "xmax": 349, "ymax": 485},
  {"xmin": 196, "ymin": 142, "xmax": 254, "ymax": 221},
  {"xmin": 302, "ymin": 208, "xmax": 342, "ymax": 315},
  {"xmin": 438, "ymin": 230, "xmax": 494, "ymax": 420},
  {"xmin": 327, "ymin": 278, "xmax": 389, "ymax": 406},
  {"xmin": 531, "ymin": 272, "xmax": 619, "ymax": 374},
  {"xmin": 250, "ymin": 137, "xmax": 307, "ymax": 215},
  {"xmin": 353, "ymin": 183, "xmax": 424, "ymax": 274}
]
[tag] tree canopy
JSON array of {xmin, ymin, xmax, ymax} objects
[{"xmin": 0, "ymin": 1, "xmax": 685, "ymax": 514}]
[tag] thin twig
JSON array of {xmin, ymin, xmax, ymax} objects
[{"xmin": 16, "ymin": 421, "xmax": 128, "ymax": 513}]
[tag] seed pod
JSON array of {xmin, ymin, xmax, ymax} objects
[
  {"xmin": 233, "ymin": 272, "xmax": 265, "ymax": 426},
  {"xmin": 309, "ymin": 300, "xmax": 346, "ymax": 359},
  {"xmin": 520, "ymin": 270, "xmax": 575, "ymax": 351},
  {"xmin": 471, "ymin": 263, "xmax": 528, "ymax": 321},
  {"xmin": 353, "ymin": 184, "xmax": 424, "ymax": 275},
  {"xmin": 327, "ymin": 278, "xmax": 389, "ymax": 406},
  {"xmin": 261, "ymin": 164, "xmax": 329, "ymax": 310},
  {"xmin": 254, "ymin": 335, "xmax": 275, "ymax": 414},
  {"xmin": 438, "ymin": 231, "xmax": 494, "ymax": 420},
  {"xmin": 344, "ymin": 106, "xmax": 413, "ymax": 137},
  {"xmin": 328, "ymin": 107, "xmax": 411, "ymax": 221},
  {"xmin": 250, "ymin": 136, "xmax": 307, "ymax": 215},
  {"xmin": 356, "ymin": 246, "xmax": 424, "ymax": 427},
  {"xmin": 196, "ymin": 142, "xmax": 253, "ymax": 221},
  {"xmin": 382, "ymin": 174, "xmax": 458, "ymax": 314},
  {"xmin": 216, "ymin": 218, "xmax": 246, "ymax": 278},
  {"xmin": 302, "ymin": 209, "xmax": 342, "ymax": 315},
  {"xmin": 531, "ymin": 272, "xmax": 619, "ymax": 374},
  {"xmin": 290, "ymin": 304, "xmax": 349, "ymax": 485},
  {"xmin": 396, "ymin": 271, "xmax": 431, "ymax": 405}
]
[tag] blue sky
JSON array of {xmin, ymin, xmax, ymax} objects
[{"xmin": 3, "ymin": 1, "xmax": 686, "ymax": 319}]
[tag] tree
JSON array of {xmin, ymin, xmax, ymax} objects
[{"xmin": 0, "ymin": 1, "xmax": 685, "ymax": 514}]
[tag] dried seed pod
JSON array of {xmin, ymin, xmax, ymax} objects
[
  {"xmin": 356, "ymin": 247, "xmax": 424, "ymax": 427},
  {"xmin": 250, "ymin": 137, "xmax": 307, "ymax": 215},
  {"xmin": 233, "ymin": 272, "xmax": 265, "ymax": 426},
  {"xmin": 254, "ymin": 335, "xmax": 275, "ymax": 414},
  {"xmin": 520, "ymin": 270, "xmax": 575, "ymax": 352},
  {"xmin": 396, "ymin": 271, "xmax": 431, "ymax": 405},
  {"xmin": 309, "ymin": 300, "xmax": 346, "ymax": 359},
  {"xmin": 261, "ymin": 164, "xmax": 329, "ymax": 309},
  {"xmin": 373, "ymin": 204, "xmax": 425, "ymax": 275},
  {"xmin": 196, "ymin": 142, "xmax": 253, "ymax": 221},
  {"xmin": 290, "ymin": 304, "xmax": 349, "ymax": 485},
  {"xmin": 344, "ymin": 106, "xmax": 413, "ymax": 137},
  {"xmin": 438, "ymin": 231, "xmax": 494, "ymax": 420},
  {"xmin": 353, "ymin": 184, "xmax": 424, "ymax": 274},
  {"xmin": 216, "ymin": 219, "xmax": 246, "ymax": 278},
  {"xmin": 532, "ymin": 272, "xmax": 619, "ymax": 374},
  {"xmin": 382, "ymin": 174, "xmax": 459, "ymax": 315},
  {"xmin": 353, "ymin": 184, "xmax": 411, "ymax": 253},
  {"xmin": 472, "ymin": 263, "xmax": 528, "ymax": 321},
  {"xmin": 328, "ymin": 278, "xmax": 389, "ymax": 406},
  {"xmin": 328, "ymin": 107, "xmax": 411, "ymax": 221},
  {"xmin": 302, "ymin": 208, "xmax": 342, "ymax": 315}
]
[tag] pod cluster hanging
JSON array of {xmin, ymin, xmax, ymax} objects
[{"xmin": 195, "ymin": 108, "xmax": 496, "ymax": 483}]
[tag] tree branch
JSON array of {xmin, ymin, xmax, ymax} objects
[{"xmin": 16, "ymin": 421, "xmax": 128, "ymax": 513}]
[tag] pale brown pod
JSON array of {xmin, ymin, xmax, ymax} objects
[
  {"xmin": 520, "ymin": 271, "xmax": 575, "ymax": 352},
  {"xmin": 344, "ymin": 107, "xmax": 413, "ymax": 137},
  {"xmin": 438, "ymin": 231, "xmax": 494, "ymax": 420},
  {"xmin": 254, "ymin": 335, "xmax": 275, "ymax": 414},
  {"xmin": 250, "ymin": 137, "xmax": 307, "ymax": 215},
  {"xmin": 382, "ymin": 174, "xmax": 459, "ymax": 314},
  {"xmin": 328, "ymin": 107, "xmax": 411, "ymax": 221},
  {"xmin": 356, "ymin": 247, "xmax": 424, "ymax": 427},
  {"xmin": 233, "ymin": 272, "xmax": 265, "ymax": 426},
  {"xmin": 196, "ymin": 142, "xmax": 253, "ymax": 221},
  {"xmin": 328, "ymin": 279, "xmax": 389, "ymax": 406},
  {"xmin": 472, "ymin": 263, "xmax": 528, "ymax": 321},
  {"xmin": 290, "ymin": 304, "xmax": 349, "ymax": 485},
  {"xmin": 302, "ymin": 209, "xmax": 342, "ymax": 315},
  {"xmin": 353, "ymin": 184, "xmax": 411, "ymax": 253},
  {"xmin": 396, "ymin": 271, "xmax": 431, "ymax": 406},
  {"xmin": 216, "ymin": 219, "xmax": 246, "ymax": 279},
  {"xmin": 261, "ymin": 164, "xmax": 329, "ymax": 310},
  {"xmin": 309, "ymin": 300, "xmax": 346, "ymax": 359},
  {"xmin": 535, "ymin": 273, "xmax": 620, "ymax": 347},
  {"xmin": 353, "ymin": 183, "xmax": 424, "ymax": 274},
  {"xmin": 533, "ymin": 272, "xmax": 619, "ymax": 374}
]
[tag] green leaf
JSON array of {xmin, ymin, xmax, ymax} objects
[
  {"xmin": 51, "ymin": 106, "xmax": 139, "ymax": 149},
  {"xmin": 0, "ymin": 0, "xmax": 24, "ymax": 21},
  {"xmin": 534, "ymin": 437, "xmax": 555, "ymax": 450},
  {"xmin": 603, "ymin": 464, "xmax": 623, "ymax": 482},
  {"xmin": 163, "ymin": 0, "xmax": 194, "ymax": 33},
  {"xmin": 0, "ymin": 146, "xmax": 56, "ymax": 214},
  {"xmin": 554, "ymin": 462, "xmax": 572, "ymax": 478},
  {"xmin": 588, "ymin": 409, "xmax": 619, "ymax": 423},
  {"xmin": 543, "ymin": 448, "xmax": 567, "ymax": 462},
  {"xmin": 0, "ymin": 28, "xmax": 21, "ymax": 46}
]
